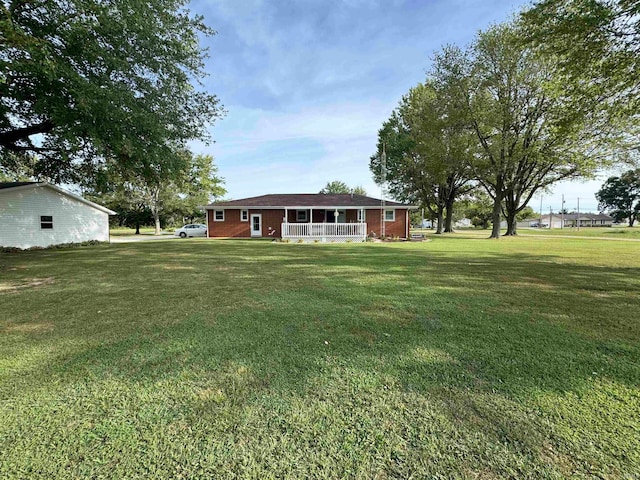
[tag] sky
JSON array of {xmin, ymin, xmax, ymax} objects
[{"xmin": 189, "ymin": 0, "xmax": 609, "ymax": 213}]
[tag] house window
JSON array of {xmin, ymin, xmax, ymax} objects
[
  {"xmin": 40, "ymin": 215, "xmax": 53, "ymax": 229},
  {"xmin": 241, "ymin": 210, "xmax": 249, "ymax": 221},
  {"xmin": 384, "ymin": 209, "xmax": 395, "ymax": 222},
  {"xmin": 214, "ymin": 210, "xmax": 225, "ymax": 221},
  {"xmin": 357, "ymin": 209, "xmax": 365, "ymax": 222},
  {"xmin": 296, "ymin": 210, "xmax": 308, "ymax": 222}
]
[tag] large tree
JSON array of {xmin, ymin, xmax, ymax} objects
[
  {"xmin": 87, "ymin": 153, "xmax": 225, "ymax": 234},
  {"xmin": 596, "ymin": 169, "xmax": 640, "ymax": 226},
  {"xmin": 370, "ymin": 82, "xmax": 473, "ymax": 234},
  {"xmin": 434, "ymin": 25, "xmax": 602, "ymax": 238},
  {"xmin": 0, "ymin": 0, "xmax": 222, "ymax": 182}
]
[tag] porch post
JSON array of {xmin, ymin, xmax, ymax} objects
[
  {"xmin": 284, "ymin": 208, "xmax": 288, "ymax": 223},
  {"xmin": 309, "ymin": 208, "xmax": 313, "ymax": 223}
]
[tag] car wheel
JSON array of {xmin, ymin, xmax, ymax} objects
[{"xmin": 179, "ymin": 232, "xmax": 187, "ymax": 238}]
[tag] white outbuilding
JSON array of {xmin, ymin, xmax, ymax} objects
[{"xmin": 0, "ymin": 182, "xmax": 115, "ymax": 249}]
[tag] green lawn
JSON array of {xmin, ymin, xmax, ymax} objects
[
  {"xmin": 414, "ymin": 226, "xmax": 640, "ymax": 239},
  {"xmin": 1, "ymin": 237, "xmax": 639, "ymax": 478}
]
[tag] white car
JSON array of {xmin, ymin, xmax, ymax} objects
[{"xmin": 174, "ymin": 224, "xmax": 208, "ymax": 238}]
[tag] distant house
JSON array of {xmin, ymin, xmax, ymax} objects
[
  {"xmin": 517, "ymin": 213, "xmax": 614, "ymax": 229},
  {"xmin": 203, "ymin": 193, "xmax": 415, "ymax": 242},
  {"xmin": 0, "ymin": 182, "xmax": 115, "ymax": 249}
]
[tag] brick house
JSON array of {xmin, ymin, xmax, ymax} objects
[{"xmin": 203, "ymin": 194, "xmax": 415, "ymax": 242}]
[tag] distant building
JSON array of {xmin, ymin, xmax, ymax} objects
[{"xmin": 517, "ymin": 213, "xmax": 614, "ymax": 229}]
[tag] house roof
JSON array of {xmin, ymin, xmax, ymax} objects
[
  {"xmin": 204, "ymin": 193, "xmax": 414, "ymax": 209},
  {"xmin": 0, "ymin": 182, "xmax": 116, "ymax": 215}
]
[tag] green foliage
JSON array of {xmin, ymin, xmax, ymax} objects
[
  {"xmin": 319, "ymin": 180, "xmax": 366, "ymax": 195},
  {"xmin": 86, "ymin": 152, "xmax": 226, "ymax": 233},
  {"xmin": 0, "ymin": 0, "xmax": 222, "ymax": 182},
  {"xmin": 1, "ymin": 239, "xmax": 639, "ymax": 477},
  {"xmin": 521, "ymin": 0, "xmax": 640, "ymax": 117},
  {"xmin": 596, "ymin": 169, "xmax": 640, "ymax": 226},
  {"xmin": 370, "ymin": 82, "xmax": 473, "ymax": 233},
  {"xmin": 433, "ymin": 24, "xmax": 602, "ymax": 237},
  {"xmin": 457, "ymin": 190, "xmax": 495, "ymax": 229}
]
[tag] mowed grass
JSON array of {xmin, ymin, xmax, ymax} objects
[{"xmin": 1, "ymin": 237, "xmax": 639, "ymax": 479}]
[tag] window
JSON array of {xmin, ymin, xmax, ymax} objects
[
  {"xmin": 214, "ymin": 210, "xmax": 225, "ymax": 221},
  {"xmin": 384, "ymin": 209, "xmax": 395, "ymax": 222},
  {"xmin": 357, "ymin": 209, "xmax": 365, "ymax": 222},
  {"xmin": 241, "ymin": 209, "xmax": 249, "ymax": 221},
  {"xmin": 40, "ymin": 215, "xmax": 53, "ymax": 229},
  {"xmin": 296, "ymin": 210, "xmax": 308, "ymax": 222}
]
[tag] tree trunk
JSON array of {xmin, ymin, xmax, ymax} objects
[
  {"xmin": 444, "ymin": 198, "xmax": 454, "ymax": 233},
  {"xmin": 504, "ymin": 211, "xmax": 517, "ymax": 236},
  {"xmin": 489, "ymin": 194, "xmax": 502, "ymax": 239},
  {"xmin": 435, "ymin": 206, "xmax": 444, "ymax": 234},
  {"xmin": 154, "ymin": 214, "xmax": 161, "ymax": 235},
  {"xmin": 135, "ymin": 222, "xmax": 140, "ymax": 235}
]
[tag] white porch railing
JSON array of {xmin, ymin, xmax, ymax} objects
[{"xmin": 281, "ymin": 222, "xmax": 367, "ymax": 242}]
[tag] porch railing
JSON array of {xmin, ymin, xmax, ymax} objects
[{"xmin": 281, "ymin": 222, "xmax": 367, "ymax": 242}]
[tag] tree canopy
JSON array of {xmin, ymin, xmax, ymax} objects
[
  {"xmin": 320, "ymin": 181, "xmax": 366, "ymax": 195},
  {"xmin": 521, "ymin": 0, "xmax": 640, "ymax": 116},
  {"xmin": 370, "ymin": 82, "xmax": 473, "ymax": 233},
  {"xmin": 87, "ymin": 153, "xmax": 226, "ymax": 234},
  {"xmin": 432, "ymin": 24, "xmax": 602, "ymax": 237},
  {"xmin": 0, "ymin": 0, "xmax": 222, "ymax": 182},
  {"xmin": 596, "ymin": 169, "xmax": 640, "ymax": 226}
]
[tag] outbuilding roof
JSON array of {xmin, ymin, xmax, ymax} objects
[
  {"xmin": 204, "ymin": 193, "xmax": 414, "ymax": 209},
  {"xmin": 0, "ymin": 181, "xmax": 37, "ymax": 190},
  {"xmin": 0, "ymin": 182, "xmax": 116, "ymax": 215}
]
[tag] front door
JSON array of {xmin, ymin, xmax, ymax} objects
[{"xmin": 250, "ymin": 214, "xmax": 262, "ymax": 237}]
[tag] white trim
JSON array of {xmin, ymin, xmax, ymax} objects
[
  {"xmin": 214, "ymin": 209, "xmax": 225, "ymax": 221},
  {"xmin": 0, "ymin": 183, "xmax": 116, "ymax": 215},
  {"xmin": 240, "ymin": 209, "xmax": 249, "ymax": 221},
  {"xmin": 250, "ymin": 214, "xmax": 262, "ymax": 237},
  {"xmin": 357, "ymin": 209, "xmax": 365, "ymax": 222},
  {"xmin": 384, "ymin": 209, "xmax": 395, "ymax": 222},
  {"xmin": 296, "ymin": 209, "xmax": 308, "ymax": 222}
]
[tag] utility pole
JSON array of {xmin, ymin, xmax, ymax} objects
[
  {"xmin": 549, "ymin": 206, "xmax": 553, "ymax": 229},
  {"xmin": 539, "ymin": 196, "xmax": 543, "ymax": 227},
  {"xmin": 577, "ymin": 197, "xmax": 580, "ymax": 231},
  {"xmin": 561, "ymin": 194, "xmax": 565, "ymax": 229}
]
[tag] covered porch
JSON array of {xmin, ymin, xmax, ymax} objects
[{"xmin": 281, "ymin": 207, "xmax": 367, "ymax": 242}]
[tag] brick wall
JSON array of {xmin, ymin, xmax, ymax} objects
[{"xmin": 365, "ymin": 208, "xmax": 408, "ymax": 238}]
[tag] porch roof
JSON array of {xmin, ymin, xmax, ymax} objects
[{"xmin": 204, "ymin": 193, "xmax": 415, "ymax": 209}]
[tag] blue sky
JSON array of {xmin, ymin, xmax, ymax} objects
[{"xmin": 190, "ymin": 0, "xmax": 607, "ymax": 213}]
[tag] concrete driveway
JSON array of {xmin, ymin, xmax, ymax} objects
[{"xmin": 110, "ymin": 234, "xmax": 179, "ymax": 243}]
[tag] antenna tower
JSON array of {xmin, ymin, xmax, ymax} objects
[{"xmin": 380, "ymin": 144, "xmax": 387, "ymax": 237}]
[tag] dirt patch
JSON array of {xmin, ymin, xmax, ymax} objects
[
  {"xmin": 4, "ymin": 322, "xmax": 54, "ymax": 334},
  {"xmin": 0, "ymin": 277, "xmax": 55, "ymax": 293}
]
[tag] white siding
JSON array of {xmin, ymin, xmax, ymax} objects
[{"xmin": 0, "ymin": 186, "xmax": 110, "ymax": 249}]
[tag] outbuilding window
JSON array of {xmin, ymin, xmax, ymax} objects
[
  {"xmin": 296, "ymin": 210, "xmax": 308, "ymax": 222},
  {"xmin": 241, "ymin": 209, "xmax": 249, "ymax": 221},
  {"xmin": 357, "ymin": 209, "xmax": 365, "ymax": 222},
  {"xmin": 40, "ymin": 215, "xmax": 53, "ymax": 229},
  {"xmin": 384, "ymin": 209, "xmax": 395, "ymax": 222},
  {"xmin": 214, "ymin": 210, "xmax": 225, "ymax": 221}
]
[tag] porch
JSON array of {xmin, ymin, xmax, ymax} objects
[
  {"xmin": 281, "ymin": 222, "xmax": 367, "ymax": 242},
  {"xmin": 281, "ymin": 207, "xmax": 368, "ymax": 242}
]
